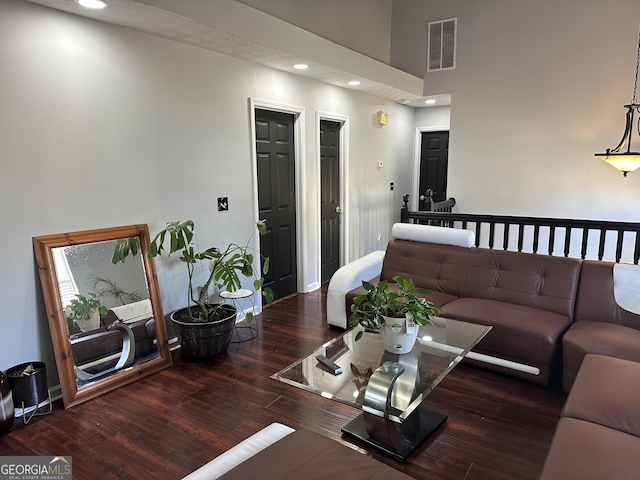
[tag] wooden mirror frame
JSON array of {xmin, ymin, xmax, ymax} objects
[{"xmin": 33, "ymin": 224, "xmax": 172, "ymax": 408}]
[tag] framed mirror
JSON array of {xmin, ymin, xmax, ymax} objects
[{"xmin": 33, "ymin": 224, "xmax": 172, "ymax": 408}]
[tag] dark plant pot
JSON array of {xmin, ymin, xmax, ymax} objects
[
  {"xmin": 170, "ymin": 304, "xmax": 237, "ymax": 360},
  {"xmin": 0, "ymin": 370, "xmax": 14, "ymax": 436},
  {"xmin": 6, "ymin": 361, "xmax": 48, "ymax": 412}
]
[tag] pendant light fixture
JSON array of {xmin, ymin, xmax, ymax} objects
[{"xmin": 595, "ymin": 28, "xmax": 640, "ymax": 177}]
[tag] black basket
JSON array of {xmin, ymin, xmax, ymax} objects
[{"xmin": 6, "ymin": 361, "xmax": 48, "ymax": 410}]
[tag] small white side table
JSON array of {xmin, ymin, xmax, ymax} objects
[{"xmin": 219, "ymin": 289, "xmax": 259, "ymax": 342}]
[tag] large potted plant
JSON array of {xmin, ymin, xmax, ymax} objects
[
  {"xmin": 114, "ymin": 220, "xmax": 273, "ymax": 360},
  {"xmin": 349, "ymin": 276, "xmax": 441, "ymax": 354}
]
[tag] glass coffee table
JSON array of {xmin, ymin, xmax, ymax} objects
[{"xmin": 272, "ymin": 317, "xmax": 491, "ymax": 461}]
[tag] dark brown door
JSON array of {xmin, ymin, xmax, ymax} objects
[
  {"xmin": 419, "ymin": 131, "xmax": 449, "ymax": 209},
  {"xmin": 255, "ymin": 109, "xmax": 297, "ymax": 300},
  {"xmin": 320, "ymin": 120, "xmax": 341, "ymax": 282}
]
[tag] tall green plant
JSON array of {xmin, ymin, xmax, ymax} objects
[{"xmin": 146, "ymin": 220, "xmax": 272, "ymax": 323}]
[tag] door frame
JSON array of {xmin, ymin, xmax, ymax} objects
[
  {"xmin": 316, "ymin": 111, "xmax": 349, "ymax": 286},
  {"xmin": 413, "ymin": 125, "xmax": 450, "ymax": 211},
  {"xmin": 249, "ymin": 98, "xmax": 308, "ymax": 294}
]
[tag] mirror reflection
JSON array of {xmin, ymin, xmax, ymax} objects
[
  {"xmin": 53, "ymin": 240, "xmax": 159, "ymax": 386},
  {"xmin": 33, "ymin": 225, "xmax": 172, "ymax": 408}
]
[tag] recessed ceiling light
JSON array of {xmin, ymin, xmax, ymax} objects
[
  {"xmin": 425, "ymin": 99, "xmax": 437, "ymax": 105},
  {"xmin": 293, "ymin": 64, "xmax": 309, "ymax": 70},
  {"xmin": 78, "ymin": 0, "xmax": 107, "ymax": 8},
  {"xmin": 348, "ymin": 80, "xmax": 361, "ymax": 86}
]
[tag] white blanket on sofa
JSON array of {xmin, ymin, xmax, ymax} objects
[{"xmin": 613, "ymin": 263, "xmax": 640, "ymax": 315}]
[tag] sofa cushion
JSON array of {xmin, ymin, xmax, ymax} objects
[
  {"xmin": 217, "ymin": 429, "xmax": 413, "ymax": 480},
  {"xmin": 381, "ymin": 240, "xmax": 470, "ymax": 298},
  {"xmin": 574, "ymin": 260, "xmax": 640, "ymax": 329},
  {"xmin": 539, "ymin": 417, "xmax": 640, "ymax": 480},
  {"xmin": 562, "ymin": 320, "xmax": 640, "ymax": 391},
  {"xmin": 562, "ymin": 354, "xmax": 640, "ymax": 437},
  {"xmin": 441, "ymin": 298, "xmax": 570, "ymax": 366},
  {"xmin": 462, "ymin": 249, "xmax": 581, "ymax": 318}
]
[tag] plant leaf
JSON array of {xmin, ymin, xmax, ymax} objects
[{"xmin": 263, "ymin": 287, "xmax": 274, "ymax": 304}]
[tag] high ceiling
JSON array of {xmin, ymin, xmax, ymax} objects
[{"xmin": 23, "ymin": 0, "xmax": 449, "ymax": 106}]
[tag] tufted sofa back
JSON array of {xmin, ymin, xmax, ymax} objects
[
  {"xmin": 381, "ymin": 240, "xmax": 469, "ymax": 298},
  {"xmin": 382, "ymin": 239, "xmax": 582, "ymax": 319},
  {"xmin": 463, "ymin": 248, "xmax": 582, "ymax": 318},
  {"xmin": 574, "ymin": 260, "xmax": 640, "ymax": 330}
]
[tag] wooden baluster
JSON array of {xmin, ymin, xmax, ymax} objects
[{"xmin": 580, "ymin": 228, "xmax": 589, "ymax": 260}]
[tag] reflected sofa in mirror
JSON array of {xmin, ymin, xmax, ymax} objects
[{"xmin": 33, "ymin": 224, "xmax": 172, "ymax": 408}]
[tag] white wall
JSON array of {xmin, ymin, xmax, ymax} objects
[
  {"xmin": 237, "ymin": 0, "xmax": 392, "ymax": 64},
  {"xmin": 0, "ymin": 0, "xmax": 414, "ymax": 383},
  {"xmin": 391, "ymin": 0, "xmax": 640, "ymax": 220}
]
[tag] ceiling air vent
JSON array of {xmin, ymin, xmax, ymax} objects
[{"xmin": 428, "ymin": 18, "xmax": 457, "ymax": 72}]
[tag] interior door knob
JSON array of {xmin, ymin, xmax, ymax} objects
[{"xmin": 335, "ymin": 206, "xmax": 342, "ymax": 213}]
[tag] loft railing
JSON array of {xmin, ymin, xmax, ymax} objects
[
  {"xmin": 410, "ymin": 190, "xmax": 456, "ymax": 215},
  {"xmin": 400, "ymin": 195, "xmax": 640, "ymax": 264}
]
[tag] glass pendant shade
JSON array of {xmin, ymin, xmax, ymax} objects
[{"xmin": 596, "ymin": 153, "xmax": 640, "ymax": 177}]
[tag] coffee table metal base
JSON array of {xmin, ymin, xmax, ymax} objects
[{"xmin": 341, "ymin": 406, "xmax": 447, "ymax": 462}]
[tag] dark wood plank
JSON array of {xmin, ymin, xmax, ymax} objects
[{"xmin": 0, "ymin": 285, "xmax": 565, "ymax": 479}]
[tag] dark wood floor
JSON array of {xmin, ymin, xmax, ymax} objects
[{"xmin": 0, "ymin": 286, "xmax": 566, "ymax": 479}]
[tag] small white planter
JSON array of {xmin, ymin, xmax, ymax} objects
[
  {"xmin": 74, "ymin": 308, "xmax": 101, "ymax": 332},
  {"xmin": 381, "ymin": 314, "xmax": 418, "ymax": 354}
]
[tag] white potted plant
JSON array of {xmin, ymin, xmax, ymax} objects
[
  {"xmin": 66, "ymin": 293, "xmax": 107, "ymax": 332},
  {"xmin": 349, "ymin": 276, "xmax": 441, "ymax": 354}
]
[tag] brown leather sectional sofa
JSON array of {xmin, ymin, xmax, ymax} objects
[
  {"xmin": 345, "ymin": 238, "xmax": 584, "ymax": 387},
  {"xmin": 331, "ymin": 225, "xmax": 640, "ymax": 477},
  {"xmin": 341, "ymin": 234, "xmax": 640, "ymax": 389}
]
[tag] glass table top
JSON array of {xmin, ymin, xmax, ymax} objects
[{"xmin": 272, "ymin": 317, "xmax": 491, "ymax": 422}]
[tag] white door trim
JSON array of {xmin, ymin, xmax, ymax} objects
[
  {"xmin": 413, "ymin": 125, "xmax": 450, "ymax": 211},
  {"xmin": 249, "ymin": 98, "xmax": 308, "ymax": 294},
  {"xmin": 316, "ymin": 111, "xmax": 349, "ymax": 288}
]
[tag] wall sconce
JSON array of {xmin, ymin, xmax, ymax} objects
[
  {"xmin": 595, "ymin": 28, "xmax": 640, "ymax": 177},
  {"xmin": 376, "ymin": 111, "xmax": 389, "ymax": 126}
]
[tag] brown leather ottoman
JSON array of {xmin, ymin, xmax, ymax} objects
[
  {"xmin": 562, "ymin": 353, "xmax": 640, "ymax": 437},
  {"xmin": 562, "ymin": 321, "xmax": 640, "ymax": 391},
  {"xmin": 217, "ymin": 429, "xmax": 413, "ymax": 480},
  {"xmin": 540, "ymin": 417, "xmax": 640, "ymax": 480},
  {"xmin": 540, "ymin": 354, "xmax": 640, "ymax": 479}
]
